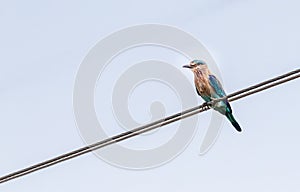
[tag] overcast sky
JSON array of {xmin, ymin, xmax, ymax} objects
[{"xmin": 0, "ymin": 0, "xmax": 300, "ymax": 191}]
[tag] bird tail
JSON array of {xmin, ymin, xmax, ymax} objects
[{"xmin": 225, "ymin": 111, "xmax": 242, "ymax": 132}]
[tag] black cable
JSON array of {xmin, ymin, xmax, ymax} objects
[{"xmin": 0, "ymin": 68, "xmax": 299, "ymax": 184}]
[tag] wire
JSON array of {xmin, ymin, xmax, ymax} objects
[{"xmin": 1, "ymin": 68, "xmax": 299, "ymax": 184}]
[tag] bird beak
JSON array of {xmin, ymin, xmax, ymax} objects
[{"xmin": 182, "ymin": 65, "xmax": 192, "ymax": 68}]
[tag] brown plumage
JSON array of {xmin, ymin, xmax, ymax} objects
[
  {"xmin": 193, "ymin": 65, "xmax": 212, "ymax": 99},
  {"xmin": 183, "ymin": 59, "xmax": 242, "ymax": 132}
]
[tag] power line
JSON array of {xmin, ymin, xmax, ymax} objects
[{"xmin": 1, "ymin": 68, "xmax": 299, "ymax": 184}]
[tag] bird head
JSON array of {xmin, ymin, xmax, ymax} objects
[{"xmin": 182, "ymin": 60, "xmax": 206, "ymax": 70}]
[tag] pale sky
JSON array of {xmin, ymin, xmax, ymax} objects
[{"xmin": 0, "ymin": 0, "xmax": 299, "ymax": 191}]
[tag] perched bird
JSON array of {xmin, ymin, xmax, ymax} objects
[{"xmin": 183, "ymin": 60, "xmax": 242, "ymax": 132}]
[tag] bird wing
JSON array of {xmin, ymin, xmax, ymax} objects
[
  {"xmin": 209, "ymin": 75, "xmax": 232, "ymax": 113},
  {"xmin": 208, "ymin": 75, "xmax": 226, "ymax": 98}
]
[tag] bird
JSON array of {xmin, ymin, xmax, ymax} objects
[{"xmin": 183, "ymin": 59, "xmax": 242, "ymax": 132}]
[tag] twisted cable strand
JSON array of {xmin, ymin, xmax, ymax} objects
[{"xmin": 0, "ymin": 69, "xmax": 299, "ymax": 184}]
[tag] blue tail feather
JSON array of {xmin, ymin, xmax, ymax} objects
[{"xmin": 225, "ymin": 111, "xmax": 242, "ymax": 132}]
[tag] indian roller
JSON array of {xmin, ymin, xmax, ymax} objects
[{"xmin": 183, "ymin": 60, "xmax": 242, "ymax": 132}]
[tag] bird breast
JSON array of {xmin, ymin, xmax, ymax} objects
[{"xmin": 194, "ymin": 71, "xmax": 211, "ymax": 96}]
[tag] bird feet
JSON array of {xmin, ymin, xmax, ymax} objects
[
  {"xmin": 201, "ymin": 102, "xmax": 211, "ymax": 109},
  {"xmin": 210, "ymin": 98, "xmax": 221, "ymax": 108},
  {"xmin": 203, "ymin": 99, "xmax": 217, "ymax": 109},
  {"xmin": 203, "ymin": 98, "xmax": 224, "ymax": 109}
]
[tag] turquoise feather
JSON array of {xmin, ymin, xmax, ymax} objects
[{"xmin": 184, "ymin": 60, "xmax": 242, "ymax": 132}]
